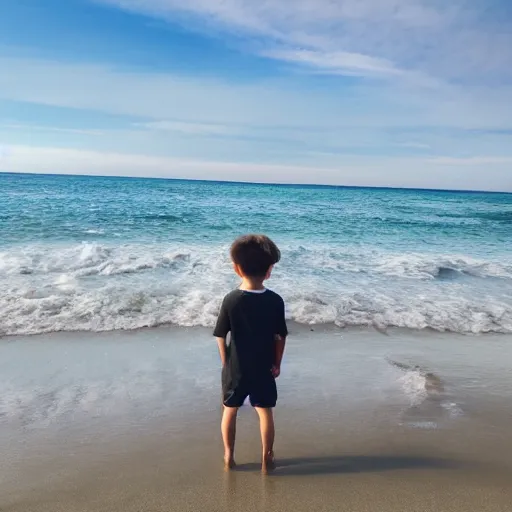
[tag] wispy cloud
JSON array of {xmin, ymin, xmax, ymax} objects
[
  {"xmin": 1, "ymin": 123, "xmax": 106, "ymax": 136},
  {"xmin": 95, "ymin": 0, "xmax": 512, "ymax": 84},
  {"xmin": 1, "ymin": 1, "xmax": 510, "ymax": 190},
  {"xmin": 2, "ymin": 56, "xmax": 512, "ymax": 133},
  {"xmin": 1, "ymin": 55, "xmax": 512, "ymax": 179},
  {"xmin": 428, "ymin": 156, "xmax": 512, "ymax": 166},
  {"xmin": 261, "ymin": 49, "xmax": 404, "ymax": 79},
  {"xmin": 135, "ymin": 120, "xmax": 234, "ymax": 136},
  {"xmin": 397, "ymin": 142, "xmax": 431, "ymax": 150}
]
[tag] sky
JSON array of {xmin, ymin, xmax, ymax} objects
[{"xmin": 1, "ymin": 0, "xmax": 511, "ymax": 191}]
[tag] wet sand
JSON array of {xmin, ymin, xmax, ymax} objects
[{"xmin": 1, "ymin": 326, "xmax": 512, "ymax": 511}]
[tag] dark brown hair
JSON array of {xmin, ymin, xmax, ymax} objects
[{"xmin": 230, "ymin": 234, "xmax": 281, "ymax": 278}]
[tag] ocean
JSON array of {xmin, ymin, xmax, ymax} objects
[{"xmin": 1, "ymin": 172, "xmax": 511, "ymax": 336}]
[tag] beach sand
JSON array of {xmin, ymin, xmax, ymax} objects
[{"xmin": 1, "ymin": 326, "xmax": 512, "ymax": 511}]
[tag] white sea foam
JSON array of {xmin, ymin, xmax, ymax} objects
[
  {"xmin": 398, "ymin": 369, "xmax": 429, "ymax": 407},
  {"xmin": 0, "ymin": 374, "xmax": 171, "ymax": 428},
  {"xmin": 391, "ymin": 362, "xmax": 464, "ymax": 429},
  {"xmin": 1, "ymin": 242, "xmax": 511, "ymax": 336},
  {"xmin": 406, "ymin": 421, "xmax": 439, "ymax": 430}
]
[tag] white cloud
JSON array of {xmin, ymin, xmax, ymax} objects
[
  {"xmin": 1, "ymin": 51, "xmax": 511, "ymax": 191},
  {"xmin": 1, "ymin": 55, "xmax": 512, "ymax": 188},
  {"xmin": 0, "ymin": 56, "xmax": 319, "ymax": 127},
  {"xmin": 135, "ymin": 120, "xmax": 234, "ymax": 136},
  {"xmin": 1, "ymin": 144, "xmax": 511, "ymax": 192},
  {"xmin": 2, "ymin": 56, "xmax": 512, "ymax": 134},
  {"xmin": 262, "ymin": 49, "xmax": 404, "ymax": 78},
  {"xmin": 0, "ymin": 2, "xmax": 509, "ymax": 190},
  {"xmin": 397, "ymin": 142, "xmax": 431, "ymax": 150},
  {"xmin": 428, "ymin": 156, "xmax": 512, "ymax": 166},
  {"xmin": 1, "ymin": 123, "xmax": 105, "ymax": 136},
  {"xmin": 95, "ymin": 0, "xmax": 512, "ymax": 83}
]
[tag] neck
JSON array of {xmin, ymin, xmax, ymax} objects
[{"xmin": 240, "ymin": 278, "xmax": 265, "ymax": 291}]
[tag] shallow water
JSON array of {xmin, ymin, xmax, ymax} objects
[{"xmin": 2, "ymin": 327, "xmax": 511, "ymax": 460}]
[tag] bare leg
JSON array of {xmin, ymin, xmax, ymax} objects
[
  {"xmin": 255, "ymin": 407, "xmax": 276, "ymax": 473},
  {"xmin": 221, "ymin": 406, "xmax": 238, "ymax": 470}
]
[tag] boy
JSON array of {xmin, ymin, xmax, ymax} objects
[{"xmin": 214, "ymin": 234, "xmax": 287, "ymax": 473}]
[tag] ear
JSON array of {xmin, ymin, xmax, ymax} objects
[
  {"xmin": 265, "ymin": 265, "xmax": 274, "ymax": 280},
  {"xmin": 233, "ymin": 263, "xmax": 243, "ymax": 277}
]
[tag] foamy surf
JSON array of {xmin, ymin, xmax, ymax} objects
[
  {"xmin": 389, "ymin": 360, "xmax": 464, "ymax": 429},
  {"xmin": 1, "ymin": 241, "xmax": 511, "ymax": 336}
]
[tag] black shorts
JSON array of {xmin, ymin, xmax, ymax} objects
[{"xmin": 222, "ymin": 370, "xmax": 277, "ymax": 409}]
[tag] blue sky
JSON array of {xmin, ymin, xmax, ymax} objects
[{"xmin": 1, "ymin": 0, "xmax": 511, "ymax": 190}]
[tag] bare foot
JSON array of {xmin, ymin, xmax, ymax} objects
[
  {"xmin": 262, "ymin": 452, "xmax": 276, "ymax": 474},
  {"xmin": 224, "ymin": 457, "xmax": 236, "ymax": 472}
]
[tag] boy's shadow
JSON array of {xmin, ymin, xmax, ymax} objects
[{"xmin": 236, "ymin": 455, "xmax": 465, "ymax": 476}]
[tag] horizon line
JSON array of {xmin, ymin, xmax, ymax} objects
[{"xmin": 1, "ymin": 171, "xmax": 511, "ymax": 195}]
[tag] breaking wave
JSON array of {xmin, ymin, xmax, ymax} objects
[{"xmin": 1, "ymin": 242, "xmax": 511, "ymax": 336}]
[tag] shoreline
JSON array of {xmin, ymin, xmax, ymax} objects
[{"xmin": 3, "ymin": 320, "xmax": 512, "ymax": 342}]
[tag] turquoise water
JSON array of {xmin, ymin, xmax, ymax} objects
[{"xmin": 1, "ymin": 173, "xmax": 511, "ymax": 335}]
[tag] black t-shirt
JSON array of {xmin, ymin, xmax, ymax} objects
[{"xmin": 213, "ymin": 289, "xmax": 288, "ymax": 384}]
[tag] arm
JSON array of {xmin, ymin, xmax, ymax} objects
[
  {"xmin": 272, "ymin": 297, "xmax": 288, "ymax": 378},
  {"xmin": 216, "ymin": 337, "xmax": 227, "ymax": 367},
  {"xmin": 272, "ymin": 335, "xmax": 287, "ymax": 378},
  {"xmin": 213, "ymin": 297, "xmax": 230, "ymax": 367}
]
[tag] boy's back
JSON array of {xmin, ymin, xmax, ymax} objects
[{"xmin": 214, "ymin": 289, "xmax": 287, "ymax": 384}]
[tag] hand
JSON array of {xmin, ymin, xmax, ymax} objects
[{"xmin": 271, "ymin": 365, "xmax": 281, "ymax": 378}]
